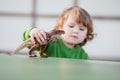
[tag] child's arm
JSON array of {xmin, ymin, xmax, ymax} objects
[{"xmin": 22, "ymin": 27, "xmax": 34, "ymax": 41}]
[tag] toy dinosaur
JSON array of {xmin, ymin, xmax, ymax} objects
[{"xmin": 11, "ymin": 29, "xmax": 65, "ymax": 58}]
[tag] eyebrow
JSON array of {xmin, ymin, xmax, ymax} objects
[{"xmin": 69, "ymin": 22, "xmax": 75, "ymax": 25}]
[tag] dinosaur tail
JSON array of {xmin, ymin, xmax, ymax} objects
[{"xmin": 10, "ymin": 39, "xmax": 32, "ymax": 55}]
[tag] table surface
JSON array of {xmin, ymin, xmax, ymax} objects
[{"xmin": 0, "ymin": 53, "xmax": 120, "ymax": 80}]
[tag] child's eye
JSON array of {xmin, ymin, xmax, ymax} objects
[
  {"xmin": 80, "ymin": 28, "xmax": 84, "ymax": 31},
  {"xmin": 69, "ymin": 25, "xmax": 74, "ymax": 28},
  {"xmin": 80, "ymin": 27, "xmax": 85, "ymax": 31}
]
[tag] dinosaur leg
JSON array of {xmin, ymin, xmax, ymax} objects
[
  {"xmin": 29, "ymin": 44, "xmax": 39, "ymax": 57},
  {"xmin": 40, "ymin": 45, "xmax": 48, "ymax": 58}
]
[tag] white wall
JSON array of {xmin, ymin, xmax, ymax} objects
[
  {"xmin": 0, "ymin": 0, "xmax": 120, "ymax": 61},
  {"xmin": 0, "ymin": 17, "xmax": 31, "ymax": 52}
]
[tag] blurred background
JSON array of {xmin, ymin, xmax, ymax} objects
[{"xmin": 0, "ymin": 0, "xmax": 120, "ymax": 61}]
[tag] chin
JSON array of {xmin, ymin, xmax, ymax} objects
[{"xmin": 67, "ymin": 40, "xmax": 80, "ymax": 45}]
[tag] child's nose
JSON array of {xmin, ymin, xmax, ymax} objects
[{"xmin": 73, "ymin": 26, "xmax": 79, "ymax": 33}]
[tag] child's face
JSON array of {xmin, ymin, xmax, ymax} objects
[{"xmin": 61, "ymin": 16, "xmax": 87, "ymax": 48}]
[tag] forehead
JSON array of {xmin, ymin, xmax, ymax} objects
[{"xmin": 66, "ymin": 15, "xmax": 83, "ymax": 25}]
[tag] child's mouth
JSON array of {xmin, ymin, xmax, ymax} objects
[{"xmin": 71, "ymin": 36, "xmax": 78, "ymax": 39}]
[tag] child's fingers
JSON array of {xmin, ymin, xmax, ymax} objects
[
  {"xmin": 37, "ymin": 32, "xmax": 46, "ymax": 45},
  {"xmin": 30, "ymin": 34, "xmax": 36, "ymax": 44},
  {"xmin": 30, "ymin": 28, "xmax": 47, "ymax": 45},
  {"xmin": 40, "ymin": 30, "xmax": 47, "ymax": 40},
  {"xmin": 34, "ymin": 33, "xmax": 42, "ymax": 44}
]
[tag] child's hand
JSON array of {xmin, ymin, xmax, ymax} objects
[{"xmin": 30, "ymin": 28, "xmax": 47, "ymax": 45}]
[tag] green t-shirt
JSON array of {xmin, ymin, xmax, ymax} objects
[{"xmin": 23, "ymin": 28, "xmax": 88, "ymax": 59}]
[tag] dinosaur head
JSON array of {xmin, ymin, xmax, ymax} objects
[
  {"xmin": 46, "ymin": 30, "xmax": 65, "ymax": 40},
  {"xmin": 51, "ymin": 30, "xmax": 65, "ymax": 35}
]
